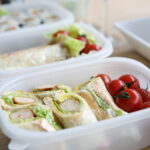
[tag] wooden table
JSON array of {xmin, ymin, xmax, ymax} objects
[{"xmin": 0, "ymin": 0, "xmax": 150, "ymax": 149}]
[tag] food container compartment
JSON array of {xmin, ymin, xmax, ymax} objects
[
  {"xmin": 0, "ymin": 1, "xmax": 74, "ymax": 34},
  {"xmin": 0, "ymin": 57, "xmax": 149, "ymax": 150},
  {"xmin": 115, "ymin": 17, "xmax": 150, "ymax": 60},
  {"xmin": 0, "ymin": 23, "xmax": 113, "ymax": 81}
]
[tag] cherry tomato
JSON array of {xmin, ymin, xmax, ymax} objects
[
  {"xmin": 130, "ymin": 81, "xmax": 140, "ymax": 90},
  {"xmin": 119, "ymin": 74, "xmax": 140, "ymax": 89},
  {"xmin": 135, "ymin": 88, "xmax": 150, "ymax": 102},
  {"xmin": 115, "ymin": 89, "xmax": 142, "ymax": 112},
  {"xmin": 139, "ymin": 102, "xmax": 150, "ymax": 110},
  {"xmin": 108, "ymin": 79, "xmax": 127, "ymax": 96},
  {"xmin": 96, "ymin": 74, "xmax": 111, "ymax": 88},
  {"xmin": 81, "ymin": 44, "xmax": 101, "ymax": 54},
  {"xmin": 76, "ymin": 36, "xmax": 88, "ymax": 44},
  {"xmin": 53, "ymin": 30, "xmax": 69, "ymax": 37}
]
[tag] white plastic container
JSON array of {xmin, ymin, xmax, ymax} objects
[
  {"xmin": 0, "ymin": 1, "xmax": 74, "ymax": 35},
  {"xmin": 115, "ymin": 17, "xmax": 150, "ymax": 60},
  {"xmin": 0, "ymin": 23, "xmax": 113, "ymax": 81},
  {"xmin": 0, "ymin": 57, "xmax": 149, "ymax": 150}
]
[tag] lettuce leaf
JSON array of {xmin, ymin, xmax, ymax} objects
[
  {"xmin": 32, "ymin": 105, "xmax": 61, "ymax": 129},
  {"xmin": 64, "ymin": 36, "xmax": 85, "ymax": 57},
  {"xmin": 66, "ymin": 25, "xmax": 84, "ymax": 37},
  {"xmin": 0, "ymin": 8, "xmax": 9, "ymax": 16},
  {"xmin": 1, "ymin": 95, "xmax": 14, "ymax": 105}
]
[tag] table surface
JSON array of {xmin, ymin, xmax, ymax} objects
[{"xmin": 0, "ymin": 0, "xmax": 150, "ymax": 149}]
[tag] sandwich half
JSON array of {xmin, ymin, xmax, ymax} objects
[{"xmin": 74, "ymin": 77, "xmax": 127, "ymax": 120}]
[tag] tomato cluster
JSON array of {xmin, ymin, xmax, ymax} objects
[
  {"xmin": 53, "ymin": 30, "xmax": 102, "ymax": 54},
  {"xmin": 96, "ymin": 74, "xmax": 150, "ymax": 113}
]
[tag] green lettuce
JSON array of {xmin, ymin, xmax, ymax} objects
[
  {"xmin": 64, "ymin": 36, "xmax": 85, "ymax": 57},
  {"xmin": 66, "ymin": 25, "xmax": 85, "ymax": 37},
  {"xmin": 114, "ymin": 110, "xmax": 124, "ymax": 116},
  {"xmin": 88, "ymin": 89, "xmax": 110, "ymax": 110},
  {"xmin": 32, "ymin": 106, "xmax": 61, "ymax": 130},
  {"xmin": 87, "ymin": 35, "xmax": 96, "ymax": 44},
  {"xmin": 1, "ymin": 91, "xmax": 23, "ymax": 105},
  {"xmin": 0, "ymin": 8, "xmax": 9, "ymax": 16},
  {"xmin": 67, "ymin": 25, "xmax": 97, "ymax": 44},
  {"xmin": 1, "ymin": 91, "xmax": 36, "ymax": 106},
  {"xmin": 44, "ymin": 24, "xmax": 98, "ymax": 55}
]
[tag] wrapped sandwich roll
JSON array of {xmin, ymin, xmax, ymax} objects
[
  {"xmin": 6, "ymin": 104, "xmax": 62, "ymax": 132},
  {"xmin": 50, "ymin": 93, "xmax": 97, "ymax": 128},
  {"xmin": 31, "ymin": 84, "xmax": 72, "ymax": 103},
  {"xmin": 0, "ymin": 91, "xmax": 40, "ymax": 111},
  {"xmin": 74, "ymin": 78, "xmax": 127, "ymax": 120},
  {"xmin": 0, "ymin": 44, "xmax": 69, "ymax": 69}
]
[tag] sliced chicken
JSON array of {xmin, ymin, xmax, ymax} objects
[
  {"xmin": 9, "ymin": 108, "xmax": 35, "ymax": 120},
  {"xmin": 0, "ymin": 99, "xmax": 32, "ymax": 111},
  {"xmin": 18, "ymin": 118, "xmax": 56, "ymax": 132},
  {"xmin": 59, "ymin": 99, "xmax": 80, "ymax": 112},
  {"xmin": 13, "ymin": 97, "xmax": 35, "ymax": 105},
  {"xmin": 43, "ymin": 96, "xmax": 53, "ymax": 107},
  {"xmin": 34, "ymin": 85, "xmax": 56, "ymax": 91}
]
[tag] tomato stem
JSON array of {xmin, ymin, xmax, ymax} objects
[
  {"xmin": 146, "ymin": 83, "xmax": 149, "ymax": 91},
  {"xmin": 117, "ymin": 92, "xmax": 130, "ymax": 100},
  {"xmin": 125, "ymin": 81, "xmax": 136, "ymax": 88},
  {"xmin": 118, "ymin": 86, "xmax": 125, "ymax": 92}
]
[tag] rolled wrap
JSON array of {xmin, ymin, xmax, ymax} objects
[
  {"xmin": 0, "ymin": 44, "xmax": 69, "ymax": 69},
  {"xmin": 74, "ymin": 78, "xmax": 127, "ymax": 120},
  {"xmin": 50, "ymin": 93, "xmax": 97, "ymax": 128},
  {"xmin": 6, "ymin": 104, "xmax": 62, "ymax": 132},
  {"xmin": 31, "ymin": 84, "xmax": 72, "ymax": 104},
  {"xmin": 0, "ymin": 91, "xmax": 40, "ymax": 111}
]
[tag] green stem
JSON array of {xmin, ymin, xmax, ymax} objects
[{"xmin": 117, "ymin": 92, "xmax": 130, "ymax": 100}]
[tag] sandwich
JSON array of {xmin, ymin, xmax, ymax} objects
[
  {"xmin": 0, "ymin": 91, "xmax": 40, "ymax": 111},
  {"xmin": 6, "ymin": 104, "xmax": 61, "ymax": 132},
  {"xmin": 0, "ymin": 25, "xmax": 102, "ymax": 70},
  {"xmin": 0, "ymin": 44, "xmax": 69, "ymax": 69},
  {"xmin": 74, "ymin": 77, "xmax": 127, "ymax": 120},
  {"xmin": 50, "ymin": 93, "xmax": 97, "ymax": 128},
  {"xmin": 31, "ymin": 84, "xmax": 72, "ymax": 105}
]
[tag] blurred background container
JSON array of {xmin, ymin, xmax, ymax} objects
[{"xmin": 0, "ymin": 0, "xmax": 150, "ymax": 58}]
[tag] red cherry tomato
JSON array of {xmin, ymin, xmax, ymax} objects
[
  {"xmin": 96, "ymin": 74, "xmax": 111, "ymax": 88},
  {"xmin": 119, "ymin": 74, "xmax": 140, "ymax": 89},
  {"xmin": 115, "ymin": 89, "xmax": 142, "ymax": 112},
  {"xmin": 76, "ymin": 36, "xmax": 88, "ymax": 44},
  {"xmin": 81, "ymin": 44, "xmax": 101, "ymax": 54},
  {"xmin": 139, "ymin": 102, "xmax": 150, "ymax": 110},
  {"xmin": 130, "ymin": 81, "xmax": 140, "ymax": 90},
  {"xmin": 108, "ymin": 79, "xmax": 127, "ymax": 96},
  {"xmin": 53, "ymin": 30, "xmax": 69, "ymax": 37},
  {"xmin": 135, "ymin": 88, "xmax": 150, "ymax": 102}
]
